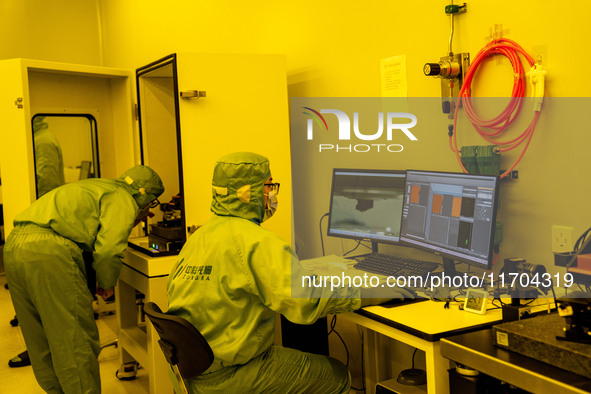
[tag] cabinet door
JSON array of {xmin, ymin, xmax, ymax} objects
[
  {"xmin": 0, "ymin": 59, "xmax": 35, "ymax": 234},
  {"xmin": 175, "ymin": 53, "xmax": 291, "ymax": 241}
]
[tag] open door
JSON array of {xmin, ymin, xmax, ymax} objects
[
  {"xmin": 31, "ymin": 114, "xmax": 100, "ymax": 198},
  {"xmin": 131, "ymin": 54, "xmax": 186, "ymax": 256},
  {"xmin": 0, "ymin": 58, "xmax": 134, "ymax": 236}
]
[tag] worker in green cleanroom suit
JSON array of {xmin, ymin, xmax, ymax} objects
[
  {"xmin": 4, "ymin": 165, "xmax": 164, "ymax": 394},
  {"xmin": 167, "ymin": 152, "xmax": 412, "ymax": 393},
  {"xmin": 32, "ymin": 116, "xmax": 65, "ymax": 198}
]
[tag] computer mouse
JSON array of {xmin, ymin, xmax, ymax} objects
[{"xmin": 397, "ymin": 368, "xmax": 427, "ymax": 386}]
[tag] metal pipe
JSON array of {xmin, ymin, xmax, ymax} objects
[{"xmin": 448, "ymin": 1, "xmax": 455, "ymax": 56}]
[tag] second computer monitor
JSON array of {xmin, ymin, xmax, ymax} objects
[
  {"xmin": 327, "ymin": 168, "xmax": 406, "ymax": 245},
  {"xmin": 399, "ymin": 170, "xmax": 499, "ymax": 270}
]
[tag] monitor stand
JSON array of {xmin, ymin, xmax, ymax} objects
[
  {"xmin": 442, "ymin": 256, "xmax": 460, "ymax": 278},
  {"xmin": 371, "ymin": 241, "xmax": 379, "ymax": 254}
]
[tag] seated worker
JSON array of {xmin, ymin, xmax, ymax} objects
[
  {"xmin": 166, "ymin": 152, "xmax": 412, "ymax": 393},
  {"xmin": 4, "ymin": 165, "xmax": 164, "ymax": 394}
]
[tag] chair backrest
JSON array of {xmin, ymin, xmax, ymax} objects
[{"xmin": 144, "ymin": 302, "xmax": 214, "ymax": 379}]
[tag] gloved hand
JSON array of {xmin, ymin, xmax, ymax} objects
[
  {"xmin": 97, "ymin": 287, "xmax": 114, "ymax": 300},
  {"xmin": 360, "ymin": 286, "xmax": 416, "ymax": 307}
]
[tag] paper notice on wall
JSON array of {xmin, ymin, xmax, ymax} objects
[{"xmin": 381, "ymin": 55, "xmax": 407, "ymax": 97}]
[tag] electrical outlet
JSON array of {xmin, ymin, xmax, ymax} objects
[{"xmin": 552, "ymin": 225, "xmax": 573, "ymax": 253}]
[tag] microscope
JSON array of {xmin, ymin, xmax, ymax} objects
[
  {"xmin": 500, "ymin": 257, "xmax": 549, "ymax": 321},
  {"xmin": 148, "ymin": 193, "xmax": 184, "ymax": 252}
]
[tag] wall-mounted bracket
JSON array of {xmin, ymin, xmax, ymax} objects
[
  {"xmin": 424, "ymin": 2, "xmax": 470, "ymax": 116},
  {"xmin": 424, "ymin": 52, "xmax": 470, "ymax": 114},
  {"xmin": 445, "ymin": 3, "xmax": 467, "ymax": 14}
]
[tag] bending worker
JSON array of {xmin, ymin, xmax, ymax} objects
[
  {"xmin": 4, "ymin": 165, "xmax": 164, "ymax": 394},
  {"xmin": 167, "ymin": 152, "xmax": 412, "ymax": 393}
]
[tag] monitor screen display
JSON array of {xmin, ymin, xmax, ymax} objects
[
  {"xmin": 327, "ymin": 168, "xmax": 406, "ymax": 244},
  {"xmin": 399, "ymin": 170, "xmax": 499, "ymax": 269}
]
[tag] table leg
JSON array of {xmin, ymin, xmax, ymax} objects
[
  {"xmin": 116, "ymin": 279, "xmax": 137, "ymax": 365},
  {"xmin": 424, "ymin": 341, "xmax": 450, "ymax": 394}
]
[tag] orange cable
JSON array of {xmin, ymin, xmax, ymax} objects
[{"xmin": 449, "ymin": 38, "xmax": 541, "ymax": 177}]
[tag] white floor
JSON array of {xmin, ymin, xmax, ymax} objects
[{"xmin": 0, "ymin": 273, "xmax": 149, "ymax": 393}]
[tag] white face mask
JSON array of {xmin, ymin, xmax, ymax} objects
[{"xmin": 263, "ymin": 191, "xmax": 278, "ymax": 222}]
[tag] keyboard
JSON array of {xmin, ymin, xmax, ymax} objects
[{"xmin": 353, "ymin": 253, "xmax": 438, "ymax": 278}]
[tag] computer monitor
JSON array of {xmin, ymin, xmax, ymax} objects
[
  {"xmin": 327, "ymin": 168, "xmax": 406, "ymax": 247},
  {"xmin": 399, "ymin": 170, "xmax": 499, "ymax": 270}
]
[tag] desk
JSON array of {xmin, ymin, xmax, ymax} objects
[
  {"xmin": 299, "ymin": 256, "xmax": 506, "ymax": 393},
  {"xmin": 341, "ymin": 300, "xmax": 551, "ymax": 394},
  {"xmin": 116, "ymin": 247, "xmax": 177, "ymax": 394},
  {"xmin": 440, "ymin": 329, "xmax": 591, "ymax": 393}
]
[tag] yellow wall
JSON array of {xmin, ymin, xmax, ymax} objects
[
  {"xmin": 97, "ymin": 0, "xmax": 591, "ymax": 96},
  {"xmin": 0, "ymin": 0, "xmax": 102, "ymax": 65}
]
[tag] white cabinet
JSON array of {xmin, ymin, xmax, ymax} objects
[{"xmin": 0, "ymin": 58, "xmax": 135, "ymax": 234}]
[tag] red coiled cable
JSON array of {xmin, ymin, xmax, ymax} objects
[{"xmin": 449, "ymin": 38, "xmax": 541, "ymax": 178}]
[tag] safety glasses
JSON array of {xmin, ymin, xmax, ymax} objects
[{"xmin": 264, "ymin": 182, "xmax": 280, "ymax": 195}]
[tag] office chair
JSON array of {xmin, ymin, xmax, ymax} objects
[{"xmin": 143, "ymin": 302, "xmax": 214, "ymax": 394}]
